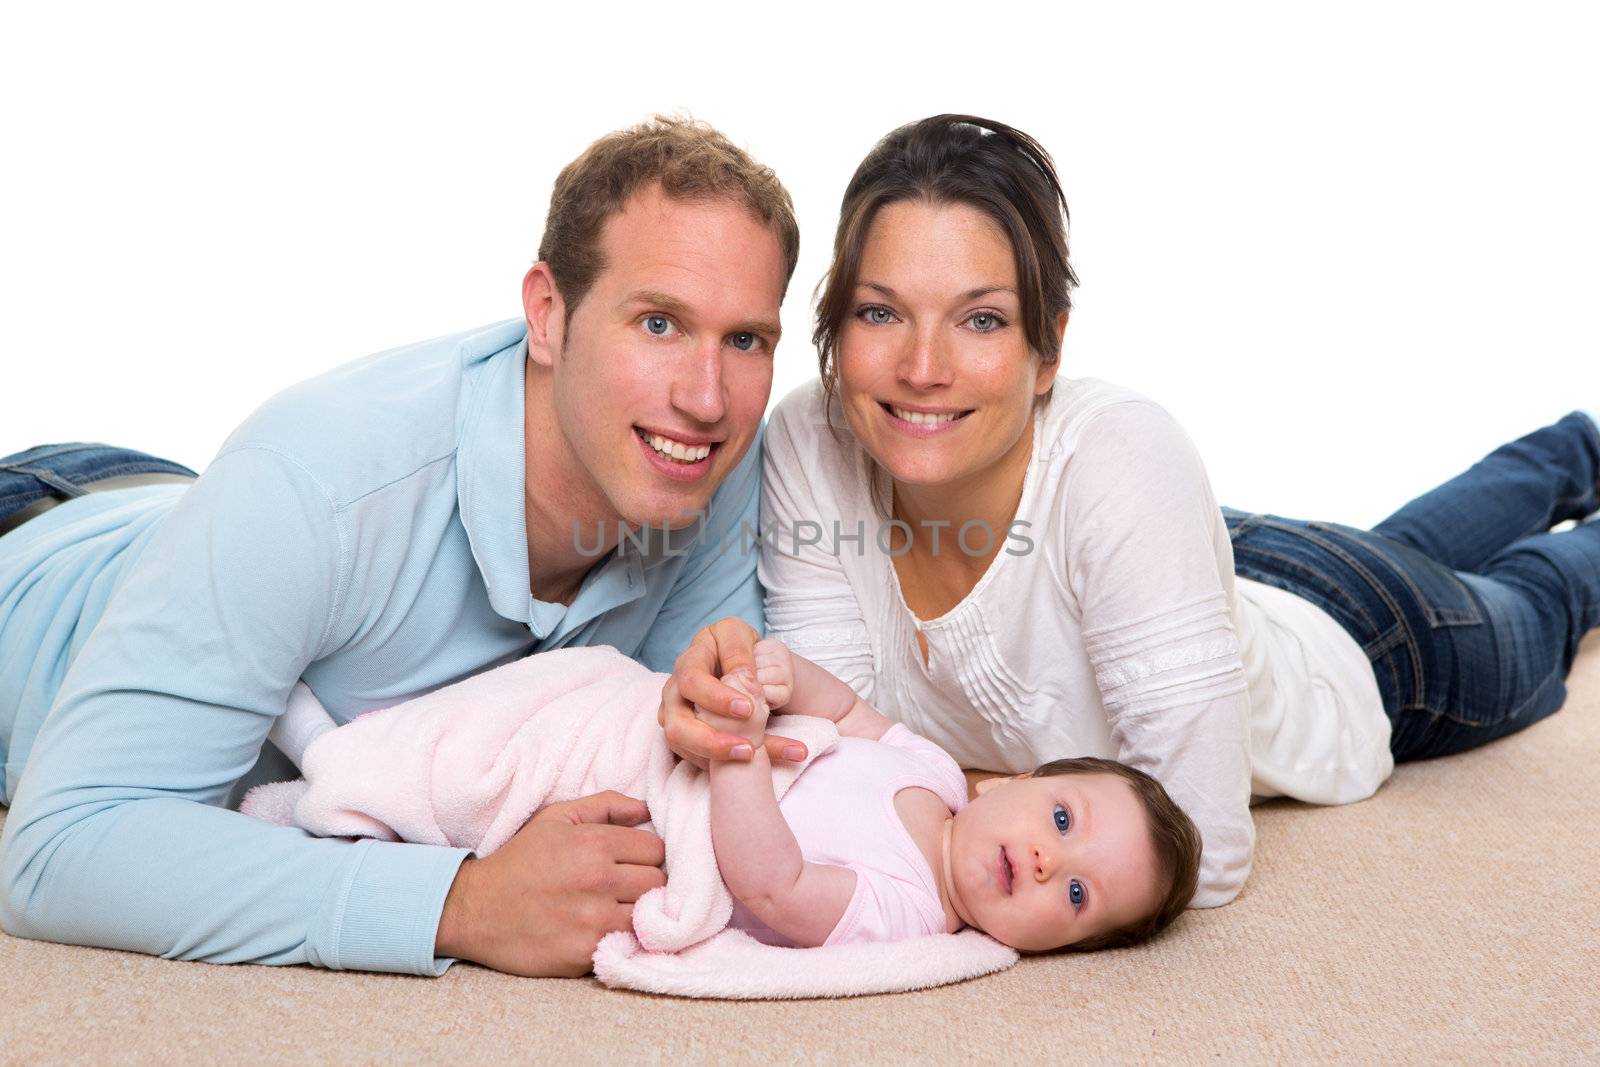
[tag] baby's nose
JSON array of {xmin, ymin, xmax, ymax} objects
[{"xmin": 1032, "ymin": 845, "xmax": 1053, "ymax": 881}]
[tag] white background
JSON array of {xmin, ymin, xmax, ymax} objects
[{"xmin": 4, "ymin": 1, "xmax": 1596, "ymax": 526}]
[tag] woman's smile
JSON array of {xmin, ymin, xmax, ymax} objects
[{"xmin": 880, "ymin": 400, "xmax": 974, "ymax": 437}]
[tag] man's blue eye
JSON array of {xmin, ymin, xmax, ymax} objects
[
  {"xmin": 644, "ymin": 316, "xmax": 671, "ymax": 336},
  {"xmin": 730, "ymin": 332, "xmax": 757, "ymax": 351},
  {"xmin": 1069, "ymin": 880, "xmax": 1085, "ymax": 908},
  {"xmin": 1054, "ymin": 804, "xmax": 1071, "ymax": 833}
]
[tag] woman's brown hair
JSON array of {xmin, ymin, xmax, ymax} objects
[{"xmin": 813, "ymin": 115, "xmax": 1080, "ymax": 405}]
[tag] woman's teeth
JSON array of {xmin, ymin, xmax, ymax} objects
[
  {"xmin": 890, "ymin": 405, "xmax": 964, "ymax": 425},
  {"xmin": 641, "ymin": 431, "xmax": 711, "ymax": 463}
]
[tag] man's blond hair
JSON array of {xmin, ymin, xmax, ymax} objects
[{"xmin": 537, "ymin": 115, "xmax": 800, "ymax": 320}]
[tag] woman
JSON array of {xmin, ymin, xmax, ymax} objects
[{"xmin": 661, "ymin": 115, "xmax": 1600, "ymax": 910}]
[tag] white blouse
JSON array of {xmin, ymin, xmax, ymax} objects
[{"xmin": 758, "ymin": 378, "xmax": 1393, "ymax": 908}]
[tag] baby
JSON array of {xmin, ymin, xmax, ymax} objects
[
  {"xmin": 259, "ymin": 639, "xmax": 1201, "ymax": 954},
  {"xmin": 708, "ymin": 639, "xmax": 1201, "ymax": 952}
]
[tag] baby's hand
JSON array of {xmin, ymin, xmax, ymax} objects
[
  {"xmin": 694, "ymin": 670, "xmax": 770, "ymax": 752},
  {"xmin": 753, "ymin": 638, "xmax": 794, "ymax": 710}
]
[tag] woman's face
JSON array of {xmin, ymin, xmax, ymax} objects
[{"xmin": 835, "ymin": 200, "xmax": 1061, "ymax": 494}]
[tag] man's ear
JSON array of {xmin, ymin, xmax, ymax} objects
[
  {"xmin": 523, "ymin": 262, "xmax": 565, "ymax": 369},
  {"xmin": 974, "ymin": 773, "xmax": 1031, "ymax": 796}
]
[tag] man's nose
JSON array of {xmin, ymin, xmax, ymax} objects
[{"xmin": 671, "ymin": 339, "xmax": 727, "ymax": 424}]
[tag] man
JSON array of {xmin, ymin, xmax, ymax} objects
[{"xmin": 0, "ymin": 117, "xmax": 800, "ymax": 978}]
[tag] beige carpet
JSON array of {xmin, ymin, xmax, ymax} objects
[{"xmin": 4, "ymin": 634, "xmax": 1597, "ymax": 1065}]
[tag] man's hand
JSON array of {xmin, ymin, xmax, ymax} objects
[
  {"xmin": 695, "ymin": 672, "xmax": 771, "ymax": 749},
  {"xmin": 433, "ymin": 791, "xmax": 665, "ymax": 977},
  {"xmin": 658, "ymin": 617, "xmax": 807, "ymax": 769}
]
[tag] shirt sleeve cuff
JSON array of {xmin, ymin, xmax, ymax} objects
[{"xmin": 309, "ymin": 839, "xmax": 472, "ymax": 976}]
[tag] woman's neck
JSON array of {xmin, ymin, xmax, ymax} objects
[{"xmin": 890, "ymin": 415, "xmax": 1035, "ymax": 566}]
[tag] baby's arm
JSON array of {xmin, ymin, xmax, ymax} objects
[
  {"xmin": 755, "ymin": 638, "xmax": 898, "ymax": 742},
  {"xmin": 700, "ymin": 674, "xmax": 857, "ymax": 947}
]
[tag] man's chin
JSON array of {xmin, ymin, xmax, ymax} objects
[{"xmin": 620, "ymin": 490, "xmax": 717, "ymax": 532}]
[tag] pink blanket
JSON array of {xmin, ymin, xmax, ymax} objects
[{"xmin": 241, "ymin": 646, "xmax": 1017, "ymax": 997}]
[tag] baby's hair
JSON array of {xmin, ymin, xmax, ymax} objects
[{"xmin": 1029, "ymin": 756, "xmax": 1202, "ymax": 951}]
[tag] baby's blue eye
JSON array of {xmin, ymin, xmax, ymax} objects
[
  {"xmin": 1053, "ymin": 804, "xmax": 1071, "ymax": 833},
  {"xmin": 1069, "ymin": 880, "xmax": 1085, "ymax": 908}
]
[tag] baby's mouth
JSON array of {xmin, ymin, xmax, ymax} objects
[{"xmin": 999, "ymin": 847, "xmax": 1014, "ymax": 895}]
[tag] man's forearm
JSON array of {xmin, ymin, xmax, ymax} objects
[{"xmin": 0, "ymin": 787, "xmax": 468, "ymax": 974}]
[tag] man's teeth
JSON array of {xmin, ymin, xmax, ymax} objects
[
  {"xmin": 643, "ymin": 432, "xmax": 712, "ymax": 463},
  {"xmin": 890, "ymin": 405, "xmax": 963, "ymax": 425}
]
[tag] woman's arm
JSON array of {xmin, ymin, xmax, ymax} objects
[
  {"xmin": 757, "ymin": 386, "xmax": 879, "ymax": 701},
  {"xmin": 1059, "ymin": 400, "xmax": 1256, "ymax": 908}
]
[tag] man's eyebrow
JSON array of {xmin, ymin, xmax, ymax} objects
[
  {"xmin": 735, "ymin": 318, "xmax": 783, "ymax": 339},
  {"xmin": 620, "ymin": 289, "xmax": 781, "ymax": 339},
  {"xmin": 859, "ymin": 281, "xmax": 1017, "ymax": 303},
  {"xmin": 620, "ymin": 289, "xmax": 692, "ymax": 317}
]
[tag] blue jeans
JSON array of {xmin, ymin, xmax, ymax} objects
[
  {"xmin": 0, "ymin": 443, "xmax": 198, "ymax": 529},
  {"xmin": 1225, "ymin": 412, "xmax": 1600, "ymax": 762}
]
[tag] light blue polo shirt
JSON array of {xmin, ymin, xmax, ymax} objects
[{"xmin": 0, "ymin": 319, "xmax": 763, "ymax": 975}]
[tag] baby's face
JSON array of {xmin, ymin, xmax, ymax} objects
[{"xmin": 948, "ymin": 773, "xmax": 1163, "ymax": 951}]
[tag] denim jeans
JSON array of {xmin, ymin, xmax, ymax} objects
[
  {"xmin": 0, "ymin": 443, "xmax": 198, "ymax": 531},
  {"xmin": 1225, "ymin": 412, "xmax": 1600, "ymax": 762}
]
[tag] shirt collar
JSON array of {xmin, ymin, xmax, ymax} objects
[{"xmin": 454, "ymin": 319, "xmax": 554, "ymax": 631}]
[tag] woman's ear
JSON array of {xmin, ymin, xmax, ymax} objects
[
  {"xmin": 523, "ymin": 262, "xmax": 565, "ymax": 369},
  {"xmin": 1034, "ymin": 312, "xmax": 1068, "ymax": 396}
]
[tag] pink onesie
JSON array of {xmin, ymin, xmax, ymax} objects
[{"xmin": 728, "ymin": 722, "xmax": 969, "ymax": 948}]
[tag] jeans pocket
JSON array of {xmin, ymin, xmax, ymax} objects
[{"xmin": 1307, "ymin": 523, "xmax": 1483, "ymax": 628}]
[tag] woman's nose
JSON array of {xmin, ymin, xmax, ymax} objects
[{"xmin": 896, "ymin": 330, "xmax": 953, "ymax": 390}]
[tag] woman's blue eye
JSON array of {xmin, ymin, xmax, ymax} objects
[
  {"xmin": 862, "ymin": 306, "xmax": 894, "ymax": 325},
  {"xmin": 969, "ymin": 313, "xmax": 999, "ymax": 332},
  {"xmin": 1053, "ymin": 804, "xmax": 1071, "ymax": 833},
  {"xmin": 1069, "ymin": 880, "xmax": 1085, "ymax": 908},
  {"xmin": 730, "ymin": 332, "xmax": 758, "ymax": 352},
  {"xmin": 644, "ymin": 315, "xmax": 672, "ymax": 336}
]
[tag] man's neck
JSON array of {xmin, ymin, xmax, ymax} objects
[{"xmin": 521, "ymin": 360, "xmax": 626, "ymax": 604}]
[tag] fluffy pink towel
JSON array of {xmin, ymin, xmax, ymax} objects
[{"xmin": 241, "ymin": 646, "xmax": 1017, "ymax": 997}]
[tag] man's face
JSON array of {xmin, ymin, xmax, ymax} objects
[{"xmin": 538, "ymin": 183, "xmax": 785, "ymax": 529}]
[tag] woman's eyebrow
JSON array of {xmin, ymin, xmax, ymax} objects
[
  {"xmin": 959, "ymin": 286, "xmax": 1017, "ymax": 302},
  {"xmin": 858, "ymin": 282, "xmax": 1017, "ymax": 302}
]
